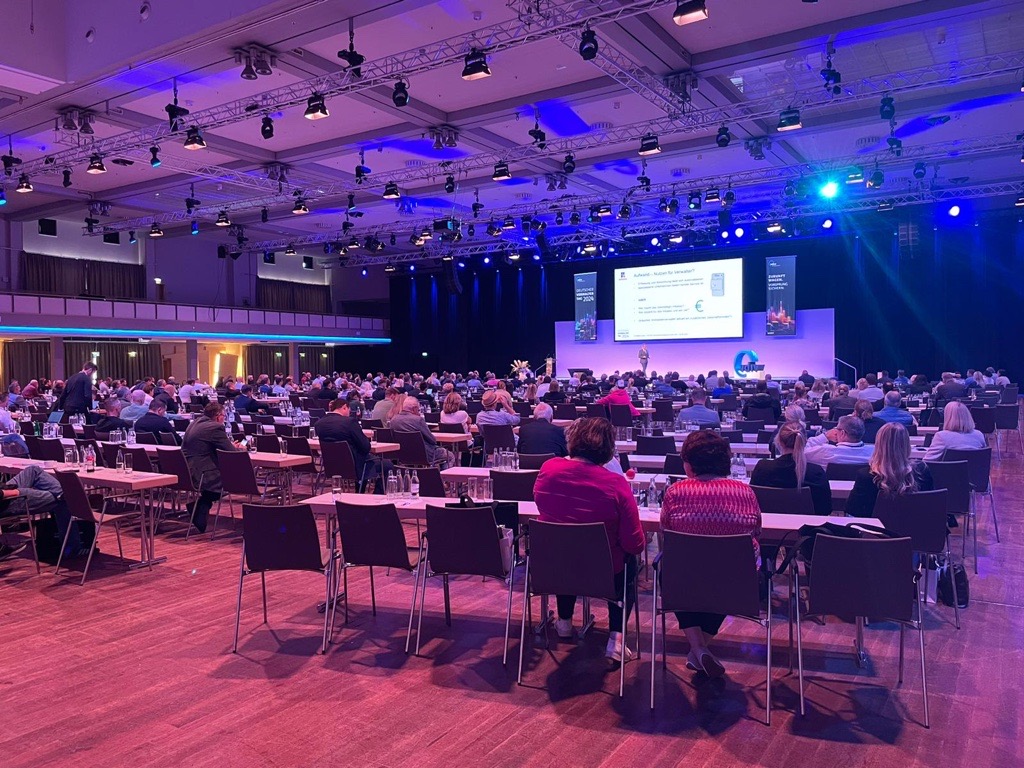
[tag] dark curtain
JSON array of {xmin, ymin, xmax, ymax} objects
[
  {"xmin": 2, "ymin": 341, "xmax": 51, "ymax": 385},
  {"xmin": 19, "ymin": 252, "xmax": 145, "ymax": 299},
  {"xmin": 63, "ymin": 341, "xmax": 160, "ymax": 383},
  {"xmin": 298, "ymin": 345, "xmax": 331, "ymax": 376},
  {"xmin": 245, "ymin": 345, "xmax": 289, "ymax": 379},
  {"xmin": 366, "ymin": 207, "xmax": 1024, "ymax": 382},
  {"xmin": 256, "ymin": 278, "xmax": 330, "ymax": 313}
]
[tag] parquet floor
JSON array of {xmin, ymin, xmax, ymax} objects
[{"xmin": 2, "ymin": 453, "xmax": 1022, "ymax": 768}]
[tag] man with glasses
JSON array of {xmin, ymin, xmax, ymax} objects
[{"xmin": 805, "ymin": 414, "xmax": 874, "ymax": 468}]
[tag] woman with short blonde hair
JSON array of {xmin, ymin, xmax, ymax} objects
[{"xmin": 922, "ymin": 400, "xmax": 988, "ymax": 459}]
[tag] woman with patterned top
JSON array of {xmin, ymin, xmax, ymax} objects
[{"xmin": 660, "ymin": 430, "xmax": 762, "ymax": 678}]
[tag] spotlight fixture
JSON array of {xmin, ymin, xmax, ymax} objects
[
  {"xmin": 183, "ymin": 127, "xmax": 206, "ymax": 150},
  {"xmin": 462, "ymin": 48, "xmax": 491, "ymax": 80},
  {"xmin": 304, "ymin": 93, "xmax": 329, "ymax": 120},
  {"xmin": 879, "ymin": 95, "xmax": 896, "ymax": 121},
  {"xmin": 845, "ymin": 167, "xmax": 864, "ymax": 184},
  {"xmin": 820, "ymin": 54, "xmax": 842, "ymax": 96},
  {"xmin": 867, "ymin": 168, "xmax": 884, "ymax": 189},
  {"xmin": 579, "ymin": 28, "xmax": 598, "ymax": 61},
  {"xmin": 292, "ymin": 198, "xmax": 309, "ymax": 214},
  {"xmin": 887, "ymin": 134, "xmax": 903, "ymax": 157},
  {"xmin": 619, "ymin": 202, "xmax": 632, "ymax": 219},
  {"xmin": 444, "ymin": 175, "xmax": 456, "ymax": 194},
  {"xmin": 638, "ymin": 133, "xmax": 662, "ymax": 155},
  {"xmin": 191, "ymin": 219, "xmax": 199, "ymax": 235},
  {"xmin": 148, "ymin": 223, "xmax": 164, "ymax": 237},
  {"xmin": 261, "ymin": 207, "xmax": 269, "ymax": 223},
  {"xmin": 79, "ymin": 113, "xmax": 94, "ymax": 135},
  {"xmin": 913, "ymin": 162, "xmax": 927, "ymax": 180},
  {"xmin": 62, "ymin": 169, "xmax": 72, "ymax": 187},
  {"xmin": 687, "ymin": 191, "xmax": 702, "ymax": 210},
  {"xmin": 819, "ymin": 180, "xmax": 839, "ymax": 199},
  {"xmin": 528, "ymin": 118, "xmax": 547, "ymax": 150},
  {"xmin": 260, "ymin": 115, "xmax": 274, "ymax": 140},
  {"xmin": 501, "ymin": 218, "xmax": 515, "ymax": 230},
  {"xmin": 704, "ymin": 188, "xmax": 720, "ymax": 204},
  {"xmin": 766, "ymin": 221, "xmax": 783, "ymax": 234},
  {"xmin": 555, "ymin": 211, "xmax": 564, "ymax": 225},
  {"xmin": 337, "ymin": 33, "xmax": 365, "ymax": 78},
  {"xmin": 240, "ymin": 55, "xmax": 258, "ymax": 80},
  {"xmin": 263, "ymin": 251, "xmax": 276, "ymax": 264},
  {"xmin": 486, "ymin": 221, "xmax": 501, "ymax": 236},
  {"xmin": 715, "ymin": 125, "xmax": 731, "ymax": 148},
  {"xmin": 569, "ymin": 210, "xmax": 581, "ymax": 226},
  {"xmin": 659, "ymin": 197, "xmax": 670, "ymax": 213},
  {"xmin": 392, "ymin": 80, "xmax": 410, "ymax": 108},
  {"xmin": 253, "ymin": 52, "xmax": 273, "ymax": 77},
  {"xmin": 562, "ymin": 153, "xmax": 576, "ymax": 174},
  {"xmin": 822, "ymin": 217, "xmax": 835, "ymax": 229},
  {"xmin": 734, "ymin": 227, "xmax": 745, "ymax": 238},
  {"xmin": 948, "ymin": 204, "xmax": 961, "ymax": 217},
  {"xmin": 384, "ymin": 264, "xmax": 397, "ymax": 273},
  {"xmin": 1015, "ymin": 193, "xmax": 1024, "ymax": 207},
  {"xmin": 723, "ymin": 189, "xmax": 736, "ymax": 207},
  {"xmin": 777, "ymin": 108, "xmax": 802, "ymax": 132},
  {"xmin": 285, "ymin": 244, "xmax": 296, "ymax": 255},
  {"xmin": 784, "ymin": 180, "xmax": 797, "ymax": 197},
  {"xmin": 673, "ymin": 0, "xmax": 708, "ymax": 25},
  {"xmin": 876, "ymin": 200, "xmax": 894, "ymax": 212},
  {"xmin": 86, "ymin": 154, "xmax": 107, "ymax": 174},
  {"xmin": 128, "ymin": 230, "xmax": 136, "ymax": 244},
  {"xmin": 60, "ymin": 111, "xmax": 79, "ymax": 131},
  {"xmin": 492, "ymin": 161, "xmax": 511, "ymax": 181},
  {"xmin": 15, "ymin": 174, "xmax": 32, "ymax": 193},
  {"xmin": 215, "ymin": 210, "xmax": 231, "ymax": 226},
  {"xmin": 409, "ymin": 232, "xmax": 425, "ymax": 246},
  {"xmin": 382, "ymin": 181, "xmax": 401, "ymax": 199}
]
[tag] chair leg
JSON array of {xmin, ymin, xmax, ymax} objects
[
  {"xmin": 650, "ymin": 574, "xmax": 658, "ymax": 710},
  {"xmin": 764, "ymin": 608, "xmax": 772, "ymax": 726},
  {"xmin": 795, "ymin": 568, "xmax": 805, "ymax": 716},
  {"xmin": 261, "ymin": 572, "xmax": 268, "ymax": 624},
  {"xmin": 947, "ymin": 544, "xmax": 961, "ymax": 630},
  {"xmin": 369, "ymin": 565, "xmax": 376, "ymax": 616},
  {"xmin": 54, "ymin": 515, "xmax": 75, "ymax": 577},
  {"xmin": 343, "ymin": 566, "xmax": 350, "ymax": 625},
  {"xmin": 114, "ymin": 522, "xmax": 125, "ymax": 562},
  {"xmin": 405, "ymin": 538, "xmax": 426, "ymax": 654},
  {"xmin": 988, "ymin": 491, "xmax": 1000, "ymax": 543},
  {"xmin": 918, "ymin": 606, "xmax": 930, "ymax": 728},
  {"xmin": 415, "ymin": 545, "xmax": 430, "ymax": 656},
  {"xmin": 232, "ymin": 545, "xmax": 246, "ymax": 653},
  {"xmin": 502, "ymin": 563, "xmax": 514, "ymax": 666},
  {"xmin": 972, "ymin": 496, "xmax": 979, "ymax": 574},
  {"xmin": 442, "ymin": 574, "xmax": 452, "ymax": 627},
  {"xmin": 80, "ymin": 519, "xmax": 104, "ymax": 586},
  {"xmin": 321, "ymin": 563, "xmax": 332, "ymax": 654},
  {"xmin": 517, "ymin": 555, "xmax": 531, "ymax": 685}
]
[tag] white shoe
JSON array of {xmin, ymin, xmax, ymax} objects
[
  {"xmin": 606, "ymin": 631, "xmax": 635, "ymax": 662},
  {"xmin": 554, "ymin": 618, "xmax": 573, "ymax": 638}
]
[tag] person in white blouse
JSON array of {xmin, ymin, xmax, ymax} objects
[
  {"xmin": 439, "ymin": 392, "xmax": 471, "ymax": 433},
  {"xmin": 805, "ymin": 415, "xmax": 875, "ymax": 467},
  {"xmin": 923, "ymin": 401, "xmax": 988, "ymax": 460}
]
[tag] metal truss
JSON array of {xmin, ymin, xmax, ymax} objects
[{"xmin": 20, "ymin": 0, "xmax": 676, "ymax": 180}]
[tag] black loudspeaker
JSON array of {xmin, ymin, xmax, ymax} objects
[
  {"xmin": 217, "ymin": 245, "xmax": 228, "ymax": 259},
  {"xmin": 442, "ymin": 260, "xmax": 462, "ymax": 294}
]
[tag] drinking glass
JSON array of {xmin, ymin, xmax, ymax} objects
[
  {"xmin": 124, "ymin": 453, "xmax": 134, "ymax": 475},
  {"xmin": 279, "ymin": 437, "xmax": 287, "ymax": 455},
  {"xmin": 63, "ymin": 447, "xmax": 75, "ymax": 466},
  {"xmin": 332, "ymin": 475, "xmax": 343, "ymax": 497}
]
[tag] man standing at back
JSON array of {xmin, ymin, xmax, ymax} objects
[{"xmin": 58, "ymin": 361, "xmax": 97, "ymax": 417}]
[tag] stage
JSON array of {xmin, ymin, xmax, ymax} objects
[{"xmin": 554, "ymin": 309, "xmax": 835, "ymax": 380}]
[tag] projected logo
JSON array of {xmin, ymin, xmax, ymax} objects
[{"xmin": 733, "ymin": 349, "xmax": 759, "ymax": 378}]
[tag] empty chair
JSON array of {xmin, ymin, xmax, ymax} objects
[
  {"xmin": 825, "ymin": 462, "xmax": 869, "ymax": 481},
  {"xmin": 276, "ymin": 424, "xmax": 310, "ymax": 439},
  {"xmin": 746, "ymin": 407, "xmax": 775, "ymax": 424},
  {"xmin": 942, "ymin": 447, "xmax": 998, "ymax": 570},
  {"xmin": 517, "ymin": 453, "xmax": 555, "ymax": 470},
  {"xmin": 736, "ymin": 420, "xmax": 765, "ymax": 435},
  {"xmin": 100, "ymin": 444, "xmax": 153, "ymax": 474},
  {"xmin": 394, "ymin": 431, "xmax": 447, "ymax": 469},
  {"xmin": 586, "ymin": 403, "xmax": 608, "ymax": 418},
  {"xmin": 254, "ymin": 414, "xmax": 276, "ymax": 426},
  {"xmin": 652, "ymin": 400, "xmax": 676, "ymax": 427},
  {"xmin": 374, "ymin": 427, "xmax": 395, "ymax": 444},
  {"xmin": 998, "ymin": 385, "xmax": 1018, "ymax": 405},
  {"xmin": 255, "ymin": 434, "xmax": 280, "ymax": 453},
  {"xmin": 133, "ymin": 432, "xmax": 158, "ymax": 445},
  {"xmin": 969, "ymin": 407, "xmax": 996, "ymax": 443},
  {"xmin": 513, "ymin": 402, "xmax": 533, "ymax": 418},
  {"xmin": 794, "ymin": 534, "xmax": 928, "ymax": 727},
  {"xmin": 751, "ymin": 485, "xmax": 815, "ymax": 516},
  {"xmin": 490, "ymin": 469, "xmax": 538, "ymax": 501},
  {"xmin": 554, "ymin": 403, "xmax": 580, "ymax": 421},
  {"xmin": 283, "ymin": 436, "xmax": 320, "ymax": 490},
  {"xmin": 994, "ymin": 404, "xmax": 1021, "ymax": 456},
  {"xmin": 232, "ymin": 503, "xmax": 333, "ymax": 654},
  {"xmin": 663, "ymin": 452, "xmax": 685, "ymax": 475},
  {"xmin": 329, "ymin": 501, "xmax": 417, "ymax": 636},
  {"xmin": 25, "ymin": 436, "xmax": 64, "ymax": 462},
  {"xmin": 407, "ymin": 504, "xmax": 514, "ymax": 661},
  {"xmin": 636, "ymin": 435, "xmax": 676, "ymax": 456},
  {"xmin": 719, "ymin": 430, "xmax": 743, "ymax": 444},
  {"xmin": 830, "ymin": 406, "xmax": 854, "ymax": 421},
  {"xmin": 804, "ymin": 409, "xmax": 822, "ymax": 427},
  {"xmin": 80, "ymin": 424, "xmax": 97, "ymax": 440},
  {"xmin": 651, "ymin": 532, "xmax": 772, "ymax": 720},
  {"xmin": 215, "ymin": 450, "xmax": 286, "ymax": 537},
  {"xmin": 414, "ymin": 466, "xmax": 447, "ymax": 498},
  {"xmin": 480, "ymin": 424, "xmax": 516, "ymax": 455},
  {"xmin": 609, "ymin": 404, "xmax": 636, "ymax": 434},
  {"xmin": 153, "ymin": 447, "xmax": 205, "ymax": 537},
  {"xmin": 158, "ymin": 432, "xmax": 180, "ymax": 447}
]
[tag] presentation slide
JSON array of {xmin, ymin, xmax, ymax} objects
[
  {"xmin": 573, "ymin": 272, "xmax": 597, "ymax": 341},
  {"xmin": 614, "ymin": 257, "xmax": 744, "ymax": 341},
  {"xmin": 765, "ymin": 255, "xmax": 797, "ymax": 336}
]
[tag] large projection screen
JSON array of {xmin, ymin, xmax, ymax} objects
[{"xmin": 614, "ymin": 257, "xmax": 744, "ymax": 341}]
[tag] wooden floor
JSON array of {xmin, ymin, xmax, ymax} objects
[{"xmin": 3, "ymin": 452, "xmax": 1022, "ymax": 768}]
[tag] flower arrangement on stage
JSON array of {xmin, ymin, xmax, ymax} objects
[{"xmin": 510, "ymin": 359, "xmax": 530, "ymax": 375}]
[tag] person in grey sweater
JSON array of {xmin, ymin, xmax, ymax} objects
[{"xmin": 388, "ymin": 398, "xmax": 455, "ymax": 468}]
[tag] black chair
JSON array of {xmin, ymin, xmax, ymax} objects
[
  {"xmin": 153, "ymin": 447, "xmax": 205, "ymax": 537},
  {"xmin": 825, "ymin": 462, "xmax": 869, "ymax": 481},
  {"xmin": 513, "ymin": 402, "xmax": 533, "ymax": 418},
  {"xmin": 215, "ymin": 450, "xmax": 286, "ymax": 537},
  {"xmin": 998, "ymin": 385, "xmax": 1018, "ymax": 404},
  {"xmin": 407, "ymin": 504, "xmax": 514, "ymax": 661},
  {"xmin": 133, "ymin": 432, "xmax": 158, "ymax": 445},
  {"xmin": 737, "ymin": 420, "xmax": 765, "ymax": 435},
  {"xmin": 751, "ymin": 485, "xmax": 815, "ymax": 516},
  {"xmin": 942, "ymin": 448, "xmax": 997, "ymax": 571},
  {"xmin": 554, "ymin": 403, "xmax": 579, "ymax": 421},
  {"xmin": 663, "ymin": 452, "xmax": 685, "ymax": 475},
  {"xmin": 490, "ymin": 469, "xmax": 538, "ymax": 501},
  {"xmin": 393, "ymin": 431, "xmax": 447, "ymax": 469},
  {"xmin": 232, "ymin": 503, "xmax": 332, "ymax": 654},
  {"xmin": 651, "ymin": 532, "xmax": 772, "ymax": 721},
  {"xmin": 518, "ymin": 520, "xmax": 634, "ymax": 697},
  {"xmin": 652, "ymin": 400, "xmax": 676, "ymax": 427},
  {"xmin": 794, "ymin": 534, "xmax": 928, "ymax": 727},
  {"xmin": 994, "ymin": 404, "xmax": 1021, "ymax": 456},
  {"xmin": 480, "ymin": 424, "xmax": 516, "ymax": 455},
  {"xmin": 586, "ymin": 404, "xmax": 608, "ymax": 418},
  {"xmin": 415, "ymin": 466, "xmax": 447, "ymax": 498},
  {"xmin": 609, "ymin": 404, "xmax": 635, "ymax": 436},
  {"xmin": 517, "ymin": 453, "xmax": 555, "ymax": 470},
  {"xmin": 319, "ymin": 441, "xmax": 361, "ymax": 494},
  {"xmin": 746, "ymin": 408, "xmax": 775, "ymax": 424},
  {"xmin": 636, "ymin": 435, "xmax": 676, "ymax": 456},
  {"xmin": 969, "ymin": 407, "xmax": 996, "ymax": 444}
]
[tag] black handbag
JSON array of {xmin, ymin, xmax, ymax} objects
[{"xmin": 937, "ymin": 562, "xmax": 969, "ymax": 608}]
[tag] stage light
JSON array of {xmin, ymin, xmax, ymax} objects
[
  {"xmin": 638, "ymin": 133, "xmax": 661, "ymax": 155},
  {"xmin": 822, "ymin": 217, "xmax": 834, "ymax": 229},
  {"xmin": 777, "ymin": 108, "xmax": 802, "ymax": 132},
  {"xmin": 260, "ymin": 207, "xmax": 269, "ymax": 223},
  {"xmin": 361, "ymin": 268, "xmax": 367, "ymax": 276},
  {"xmin": 148, "ymin": 223, "xmax": 164, "ymax": 237},
  {"xmin": 651, "ymin": 237, "xmax": 660, "ymax": 246},
  {"xmin": 444, "ymin": 175, "xmax": 455, "ymax": 194},
  {"xmin": 819, "ymin": 180, "xmax": 839, "ymax": 199},
  {"xmin": 704, "ymin": 188, "xmax": 720, "ymax": 204},
  {"xmin": 720, "ymin": 229, "xmax": 729, "ymax": 240},
  {"xmin": 569, "ymin": 210, "xmax": 581, "ymax": 226},
  {"xmin": 392, "ymin": 80, "xmax": 410, "ymax": 107},
  {"xmin": 723, "ymin": 189, "xmax": 735, "ymax": 207},
  {"xmin": 734, "ymin": 227, "xmax": 745, "ymax": 238},
  {"xmin": 483, "ymin": 256, "xmax": 491, "ymax": 265},
  {"xmin": 408, "ymin": 264, "xmax": 416, "ymax": 272},
  {"xmin": 15, "ymin": 174, "xmax": 32, "ymax": 193},
  {"xmin": 128, "ymin": 230, "xmax": 136, "ymax": 243},
  {"xmin": 292, "ymin": 198, "xmax": 309, "ymax": 214},
  {"xmin": 579, "ymin": 29, "xmax": 598, "ymax": 61},
  {"xmin": 215, "ymin": 210, "xmax": 231, "ymax": 226},
  {"xmin": 820, "ymin": 54, "xmax": 842, "ymax": 96},
  {"xmin": 879, "ymin": 95, "xmax": 896, "ymax": 121},
  {"xmin": 304, "ymin": 94, "xmax": 329, "ymax": 120},
  {"xmin": 62, "ymin": 169, "xmax": 72, "ymax": 187},
  {"xmin": 260, "ymin": 115, "xmax": 274, "ymax": 140},
  {"xmin": 555, "ymin": 211, "xmax": 564, "ymax": 225},
  {"xmin": 562, "ymin": 153, "xmax": 576, "ymax": 174},
  {"xmin": 86, "ymin": 154, "xmax": 107, "ymax": 174},
  {"xmin": 716, "ymin": 125, "xmax": 731, "ymax": 148},
  {"xmin": 462, "ymin": 49, "xmax": 491, "ymax": 80},
  {"xmin": 845, "ymin": 167, "xmax": 864, "ymax": 184},
  {"xmin": 876, "ymin": 200, "xmax": 894, "ymax": 212},
  {"xmin": 668, "ymin": 233, "xmax": 683, "ymax": 244},
  {"xmin": 239, "ymin": 55, "xmax": 258, "ymax": 80},
  {"xmin": 784, "ymin": 180, "xmax": 797, "ymax": 197},
  {"xmin": 253, "ymin": 52, "xmax": 273, "ymax": 77},
  {"xmin": 382, "ymin": 181, "xmax": 401, "ymax": 199},
  {"xmin": 867, "ymin": 168, "xmax": 884, "ymax": 189},
  {"xmin": 383, "ymin": 264, "xmax": 396, "ymax": 273},
  {"xmin": 149, "ymin": 146, "xmax": 161, "ymax": 167},
  {"xmin": 948, "ymin": 204, "xmax": 961, "ymax": 217},
  {"xmin": 767, "ymin": 222, "xmax": 783, "ymax": 234},
  {"xmin": 687, "ymin": 191, "xmax": 702, "ymax": 210},
  {"xmin": 667, "ymin": 197, "xmax": 679, "ymax": 215},
  {"xmin": 492, "ymin": 161, "xmax": 511, "ymax": 181},
  {"xmin": 501, "ymin": 218, "xmax": 516, "ymax": 230},
  {"xmin": 582, "ymin": 242, "xmax": 598, "ymax": 253},
  {"xmin": 486, "ymin": 221, "xmax": 501, "ymax": 236},
  {"xmin": 183, "ymin": 127, "xmax": 206, "ymax": 150},
  {"xmin": 673, "ymin": 0, "xmax": 708, "ymax": 25},
  {"xmin": 912, "ymin": 162, "xmax": 927, "ymax": 180}
]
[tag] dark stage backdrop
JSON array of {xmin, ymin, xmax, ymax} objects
[{"xmin": 339, "ymin": 209, "xmax": 1024, "ymax": 381}]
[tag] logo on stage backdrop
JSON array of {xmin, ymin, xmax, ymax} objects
[{"xmin": 733, "ymin": 349, "xmax": 759, "ymax": 378}]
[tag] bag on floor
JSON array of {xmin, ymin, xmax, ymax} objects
[
  {"xmin": 32, "ymin": 516, "xmax": 96, "ymax": 565},
  {"xmin": 937, "ymin": 562, "xmax": 969, "ymax": 608}
]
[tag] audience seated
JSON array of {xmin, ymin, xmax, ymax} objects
[
  {"xmin": 751, "ymin": 421, "xmax": 831, "ymax": 515},
  {"xmin": 922, "ymin": 401, "xmax": 988, "ymax": 460},
  {"xmin": 854, "ymin": 399, "xmax": 884, "ymax": 443},
  {"xmin": 389, "ymin": 398, "xmax": 455, "ymax": 468},
  {"xmin": 846, "ymin": 423, "xmax": 933, "ymax": 518},
  {"xmin": 133, "ymin": 400, "xmax": 177, "ymax": 440},
  {"xmin": 805, "ymin": 414, "xmax": 874, "ymax": 467},
  {"xmin": 742, "ymin": 381, "xmax": 781, "ymax": 421},
  {"xmin": 674, "ymin": 388, "xmax": 721, "ymax": 428},
  {"xmin": 517, "ymin": 403, "xmax": 567, "ymax": 457},
  {"xmin": 120, "ymin": 389, "xmax": 150, "ymax": 422},
  {"xmin": 181, "ymin": 402, "xmax": 242, "ymax": 533},
  {"xmin": 875, "ymin": 390, "xmax": 917, "ymax": 427},
  {"xmin": 596, "ymin": 380, "xmax": 640, "ymax": 416},
  {"xmin": 95, "ymin": 399, "xmax": 131, "ymax": 433},
  {"xmin": 475, "ymin": 391, "xmax": 520, "ymax": 427},
  {"xmin": 541, "ymin": 379, "xmax": 566, "ymax": 404},
  {"xmin": 439, "ymin": 392, "xmax": 470, "ymax": 433}
]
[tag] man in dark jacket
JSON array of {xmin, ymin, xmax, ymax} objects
[
  {"xmin": 233, "ymin": 385, "xmax": 267, "ymax": 414},
  {"xmin": 316, "ymin": 399, "xmax": 385, "ymax": 484},
  {"xmin": 742, "ymin": 381, "xmax": 782, "ymax": 421},
  {"xmin": 95, "ymin": 398, "xmax": 131, "ymax": 434},
  {"xmin": 58, "ymin": 361, "xmax": 97, "ymax": 416},
  {"xmin": 516, "ymin": 403, "xmax": 567, "ymax": 457},
  {"xmin": 182, "ymin": 402, "xmax": 241, "ymax": 533},
  {"xmin": 134, "ymin": 400, "xmax": 177, "ymax": 441}
]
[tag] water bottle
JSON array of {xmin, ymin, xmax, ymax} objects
[
  {"xmin": 85, "ymin": 445, "xmax": 97, "ymax": 473},
  {"xmin": 403, "ymin": 469, "xmax": 412, "ymax": 498},
  {"xmin": 492, "ymin": 448, "xmax": 499, "ymax": 468},
  {"xmin": 116, "ymin": 449, "xmax": 125, "ymax": 473},
  {"xmin": 127, "ymin": 427, "xmax": 136, "ymax": 445},
  {"xmin": 386, "ymin": 471, "xmax": 397, "ymax": 500},
  {"xmin": 647, "ymin": 479, "xmax": 659, "ymax": 510},
  {"xmin": 511, "ymin": 452, "xmax": 520, "ymax": 471},
  {"xmin": 410, "ymin": 470, "xmax": 420, "ymax": 498},
  {"xmin": 731, "ymin": 455, "xmax": 746, "ymax": 480}
]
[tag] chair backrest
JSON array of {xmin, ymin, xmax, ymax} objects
[
  {"xmin": 415, "ymin": 466, "xmax": 447, "ymax": 498},
  {"xmin": 80, "ymin": 424, "xmax": 97, "ymax": 440},
  {"xmin": 480, "ymin": 424, "xmax": 516, "ymax": 453},
  {"xmin": 241, "ymin": 504, "xmax": 323, "ymax": 573},
  {"xmin": 53, "ymin": 470, "xmax": 102, "ymax": 522},
  {"xmin": 737, "ymin": 419, "xmax": 764, "ymax": 434},
  {"xmin": 526, "ymin": 520, "xmax": 618, "ymax": 603},
  {"xmin": 360, "ymin": 418, "xmax": 383, "ymax": 429},
  {"xmin": 438, "ymin": 422, "xmax": 468, "ymax": 434},
  {"xmin": 663, "ymin": 452, "xmax": 685, "ymax": 474},
  {"xmin": 424, "ymin": 504, "xmax": 506, "ymax": 579},
  {"xmin": 751, "ymin": 485, "xmax": 815, "ymax": 516},
  {"xmin": 719, "ymin": 429, "xmax": 742, "ymax": 444},
  {"xmin": 923, "ymin": 460, "xmax": 970, "ymax": 515},
  {"xmin": 586, "ymin": 403, "xmax": 608, "ymax": 418},
  {"xmin": 804, "ymin": 409, "xmax": 822, "ymax": 426},
  {"xmin": 554, "ymin": 403, "xmax": 579, "ymax": 420},
  {"xmin": 284, "ymin": 436, "xmax": 314, "ymax": 458},
  {"xmin": 74, "ymin": 438, "xmax": 105, "ymax": 465},
  {"xmin": 217, "ymin": 450, "xmax": 261, "ymax": 495},
  {"xmin": 320, "ymin": 440, "xmax": 359, "ymax": 484},
  {"xmin": 969, "ymin": 407, "xmax": 996, "ymax": 435},
  {"xmin": 755, "ymin": 429, "xmax": 775, "ymax": 445},
  {"xmin": 254, "ymin": 414, "xmax": 276, "ymax": 425},
  {"xmin": 255, "ymin": 434, "xmax": 280, "ymax": 453},
  {"xmin": 394, "ymin": 430, "xmax": 431, "ymax": 466},
  {"xmin": 374, "ymin": 427, "xmax": 395, "ymax": 443},
  {"xmin": 154, "ymin": 447, "xmax": 198, "ymax": 492},
  {"xmin": 652, "ymin": 400, "xmax": 676, "ymax": 421},
  {"xmin": 995, "ymin": 403, "xmax": 1019, "ymax": 429},
  {"xmin": 424, "ymin": 411, "xmax": 441, "ymax": 424},
  {"xmin": 746, "ymin": 407, "xmax": 775, "ymax": 424},
  {"xmin": 999, "ymin": 385, "xmax": 1018, "ymax": 404},
  {"xmin": 830, "ymin": 406, "xmax": 854, "ymax": 421},
  {"xmin": 874, "ymin": 489, "xmax": 949, "ymax": 554},
  {"xmin": 158, "ymin": 432, "xmax": 180, "ymax": 446},
  {"xmin": 466, "ymin": 401, "xmax": 483, "ymax": 416},
  {"xmin": 490, "ymin": 469, "xmax": 539, "ymax": 501},
  {"xmin": 609, "ymin": 404, "xmax": 634, "ymax": 427},
  {"xmin": 636, "ymin": 435, "xmax": 676, "ymax": 455},
  {"xmin": 517, "ymin": 452, "xmax": 555, "ymax": 470},
  {"xmin": 335, "ymin": 501, "xmax": 414, "ymax": 570},
  {"xmin": 807, "ymin": 534, "xmax": 915, "ymax": 622},
  {"xmin": 942, "ymin": 447, "xmax": 992, "ymax": 493},
  {"xmin": 825, "ymin": 462, "xmax": 869, "ymax": 481},
  {"xmin": 513, "ymin": 401, "xmax": 533, "ymax": 418},
  {"xmin": 658, "ymin": 531, "xmax": 761, "ymax": 618},
  {"xmin": 133, "ymin": 431, "xmax": 158, "ymax": 445}
]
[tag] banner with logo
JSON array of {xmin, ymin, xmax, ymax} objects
[
  {"xmin": 765, "ymin": 255, "xmax": 796, "ymax": 336},
  {"xmin": 574, "ymin": 272, "xmax": 597, "ymax": 341}
]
